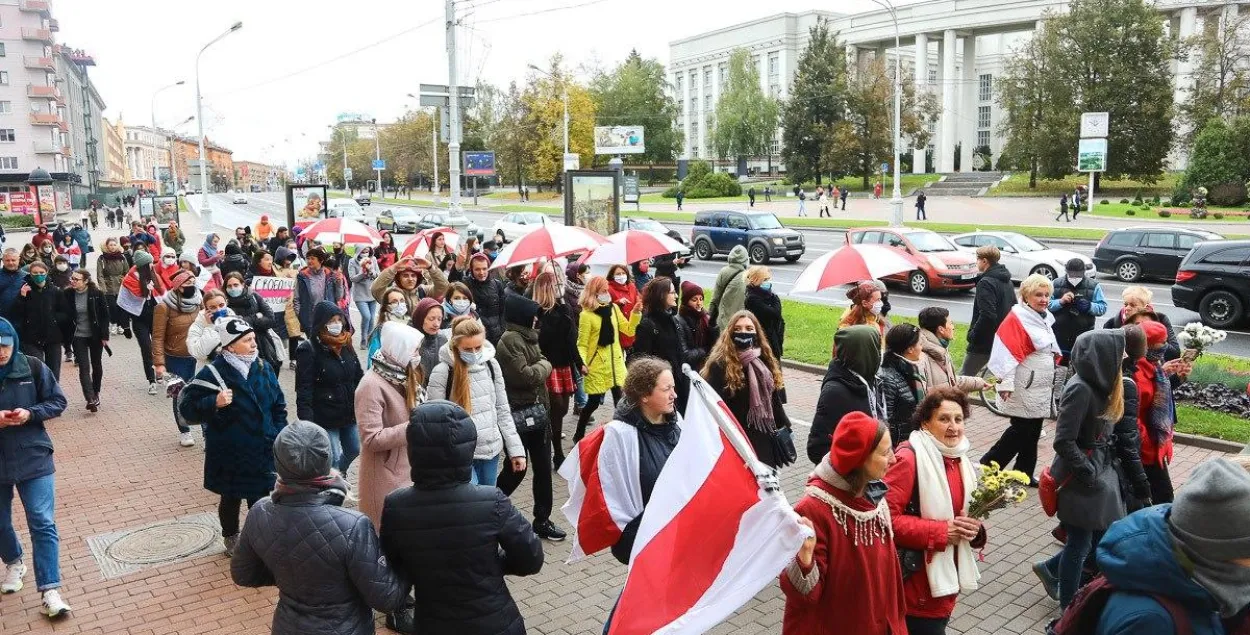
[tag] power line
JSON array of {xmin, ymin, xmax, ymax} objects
[{"xmin": 475, "ymin": 0, "xmax": 610, "ymax": 24}]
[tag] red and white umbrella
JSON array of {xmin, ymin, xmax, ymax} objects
[
  {"xmin": 583, "ymin": 230, "xmax": 687, "ymax": 265},
  {"xmin": 299, "ymin": 217, "xmax": 382, "ymax": 246},
  {"xmin": 792, "ymin": 244, "xmax": 916, "ymax": 294},
  {"xmin": 490, "ymin": 225, "xmax": 608, "ymax": 269},
  {"xmin": 400, "ymin": 227, "xmax": 460, "ymax": 259}
]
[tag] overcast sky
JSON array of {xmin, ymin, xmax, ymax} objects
[{"xmin": 54, "ymin": 0, "xmax": 913, "ymax": 167}]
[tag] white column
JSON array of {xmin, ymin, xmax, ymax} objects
[
  {"xmin": 1172, "ymin": 7, "xmax": 1199, "ymax": 168},
  {"xmin": 696, "ymin": 68, "xmax": 706, "ymax": 158},
  {"xmin": 913, "ymin": 33, "xmax": 928, "ymax": 174},
  {"xmin": 939, "ymin": 29, "xmax": 957, "ymax": 173},
  {"xmin": 960, "ymin": 34, "xmax": 977, "ymax": 171}
]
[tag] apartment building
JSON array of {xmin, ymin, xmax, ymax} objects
[
  {"xmin": 172, "ymin": 135, "xmax": 233, "ymax": 193},
  {"xmin": 100, "ymin": 115, "xmax": 123, "ymax": 187},
  {"xmin": 234, "ymin": 160, "xmax": 278, "ymax": 192},
  {"xmin": 123, "ymin": 125, "xmax": 171, "ymax": 192}
]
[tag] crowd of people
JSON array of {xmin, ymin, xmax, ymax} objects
[{"xmin": 0, "ymin": 212, "xmax": 1247, "ymax": 635}]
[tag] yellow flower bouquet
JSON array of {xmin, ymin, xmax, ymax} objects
[{"xmin": 968, "ymin": 461, "xmax": 1031, "ymax": 519}]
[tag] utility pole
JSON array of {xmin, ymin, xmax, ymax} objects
[
  {"xmin": 446, "ymin": 0, "xmax": 462, "ymax": 213},
  {"xmin": 373, "ymin": 118, "xmax": 382, "ymax": 199},
  {"xmin": 432, "ymin": 108, "xmax": 439, "ymax": 202}
]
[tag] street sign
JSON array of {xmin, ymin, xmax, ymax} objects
[
  {"xmin": 372, "ymin": 159, "xmax": 386, "ymax": 171},
  {"xmin": 418, "ymin": 84, "xmax": 476, "ymax": 108},
  {"xmin": 464, "ymin": 151, "xmax": 496, "ymax": 176},
  {"xmin": 344, "ymin": 168, "xmax": 353, "ymax": 181},
  {"xmin": 1078, "ymin": 138, "xmax": 1108, "ymax": 172},
  {"xmin": 1080, "ymin": 112, "xmax": 1110, "ymax": 138},
  {"xmin": 881, "ymin": 162, "xmax": 889, "ymax": 173},
  {"xmin": 313, "ymin": 161, "xmax": 325, "ymax": 171},
  {"xmin": 563, "ymin": 152, "xmax": 580, "ymax": 171},
  {"xmin": 623, "ymin": 175, "xmax": 640, "ymax": 204}
]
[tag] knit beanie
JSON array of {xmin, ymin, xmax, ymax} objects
[
  {"xmin": 273, "ymin": 421, "xmax": 332, "ymax": 481},
  {"xmin": 1142, "ymin": 320, "xmax": 1168, "ymax": 348},
  {"xmin": 216, "ymin": 316, "xmax": 254, "ymax": 350},
  {"xmin": 681, "ymin": 280, "xmax": 703, "ymax": 301},
  {"xmin": 1170, "ymin": 458, "xmax": 1250, "ymax": 561},
  {"xmin": 411, "ymin": 297, "xmax": 442, "ymax": 329},
  {"xmin": 829, "ymin": 411, "xmax": 883, "ymax": 475},
  {"xmin": 170, "ymin": 270, "xmax": 195, "ymax": 289},
  {"xmin": 132, "ymin": 250, "xmax": 154, "ymax": 268},
  {"xmin": 1123, "ymin": 324, "xmax": 1147, "ymax": 361}
]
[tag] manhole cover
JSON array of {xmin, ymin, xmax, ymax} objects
[{"xmin": 104, "ymin": 522, "xmax": 218, "ymax": 565}]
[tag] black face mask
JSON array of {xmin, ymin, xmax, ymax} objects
[
  {"xmin": 732, "ymin": 333, "xmax": 756, "ymax": 350},
  {"xmin": 181, "ymin": 287, "xmax": 197, "ymax": 299}
]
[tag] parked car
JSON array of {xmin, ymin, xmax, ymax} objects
[
  {"xmin": 375, "ymin": 207, "xmax": 422, "ymax": 233},
  {"xmin": 492, "ymin": 212, "xmax": 559, "ymax": 243},
  {"xmin": 326, "ymin": 198, "xmax": 374, "ymax": 225},
  {"xmin": 1172, "ymin": 239, "xmax": 1250, "ymax": 328},
  {"xmin": 952, "ymin": 231, "xmax": 1094, "ymax": 281},
  {"xmin": 416, "ymin": 210, "xmax": 484, "ymax": 241},
  {"xmin": 847, "ymin": 227, "xmax": 980, "ymax": 294},
  {"xmin": 1093, "ymin": 226, "xmax": 1224, "ymax": 282},
  {"xmin": 690, "ymin": 210, "xmax": 805, "ymax": 264},
  {"xmin": 619, "ymin": 217, "xmax": 693, "ymax": 262},
  {"xmin": 232, "ymin": 193, "xmax": 248, "ymax": 205},
  {"xmin": 355, "ymin": 194, "xmax": 372, "ymax": 206}
]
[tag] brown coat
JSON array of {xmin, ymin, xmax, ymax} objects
[
  {"xmin": 354, "ymin": 370, "xmax": 412, "ymax": 528},
  {"xmin": 152, "ymin": 300, "xmax": 199, "ymax": 366},
  {"xmin": 916, "ymin": 329, "xmax": 985, "ymax": 395}
]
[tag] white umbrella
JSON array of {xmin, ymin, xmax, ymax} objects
[{"xmin": 791, "ymin": 244, "xmax": 916, "ymax": 294}]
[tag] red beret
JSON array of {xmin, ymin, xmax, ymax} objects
[
  {"xmin": 1142, "ymin": 320, "xmax": 1168, "ymax": 348},
  {"xmin": 829, "ymin": 411, "xmax": 882, "ymax": 475}
]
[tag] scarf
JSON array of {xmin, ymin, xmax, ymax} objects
[
  {"xmin": 565, "ymin": 276, "xmax": 585, "ymax": 301},
  {"xmin": 1144, "ymin": 352, "xmax": 1175, "ymax": 444},
  {"xmin": 737, "ymin": 347, "xmax": 775, "ymax": 433},
  {"xmin": 681, "ymin": 306, "xmax": 711, "ymax": 349},
  {"xmin": 164, "ymin": 287, "xmax": 203, "ymax": 313},
  {"xmin": 100, "ymin": 250, "xmax": 126, "ymax": 262},
  {"xmin": 1177, "ymin": 539, "xmax": 1250, "ymax": 618},
  {"xmin": 595, "ymin": 304, "xmax": 616, "ymax": 347},
  {"xmin": 202, "ymin": 234, "xmax": 218, "ymax": 258},
  {"xmin": 272, "ymin": 473, "xmax": 350, "ymax": 505},
  {"xmin": 220, "ymin": 350, "xmax": 257, "ymax": 379},
  {"xmin": 371, "ymin": 351, "xmax": 408, "ymax": 387},
  {"xmin": 319, "ymin": 329, "xmax": 351, "ymax": 355},
  {"xmin": 987, "ymin": 304, "xmax": 1059, "ymax": 386},
  {"xmin": 908, "ymin": 429, "xmax": 980, "ymax": 597},
  {"xmin": 885, "ymin": 353, "xmax": 926, "ymax": 402},
  {"xmin": 810, "ymin": 459, "xmax": 894, "ymax": 546}
]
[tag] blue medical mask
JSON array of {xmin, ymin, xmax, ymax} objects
[
  {"xmin": 226, "ymin": 286, "xmax": 244, "ymax": 298},
  {"xmin": 460, "ymin": 350, "xmax": 483, "ymax": 366},
  {"xmin": 212, "ymin": 308, "xmax": 229, "ymax": 321},
  {"xmin": 760, "ymin": 281, "xmax": 773, "ymax": 292}
]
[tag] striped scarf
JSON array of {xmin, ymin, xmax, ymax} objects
[{"xmin": 1145, "ymin": 351, "xmax": 1175, "ymax": 444}]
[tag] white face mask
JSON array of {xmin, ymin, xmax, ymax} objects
[
  {"xmin": 1067, "ymin": 276, "xmax": 1083, "ymax": 287},
  {"xmin": 390, "ymin": 302, "xmax": 408, "ymax": 318},
  {"xmin": 55, "ymin": 263, "xmax": 69, "ymax": 272},
  {"xmin": 870, "ymin": 300, "xmax": 884, "ymax": 315},
  {"xmin": 325, "ymin": 322, "xmax": 344, "ymax": 336},
  {"xmin": 613, "ymin": 274, "xmax": 628, "ymax": 285},
  {"xmin": 597, "ymin": 293, "xmax": 612, "ymax": 305},
  {"xmin": 163, "ymin": 256, "xmax": 176, "ymax": 265},
  {"xmin": 451, "ymin": 298, "xmax": 471, "ymax": 313}
]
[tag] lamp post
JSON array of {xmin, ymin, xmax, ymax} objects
[
  {"xmin": 371, "ymin": 118, "xmax": 383, "ymax": 199},
  {"xmin": 150, "ymin": 80, "xmax": 184, "ymax": 195},
  {"xmin": 868, "ymin": 0, "xmax": 904, "ymax": 227},
  {"xmin": 195, "ymin": 20, "xmax": 242, "ymax": 234}
]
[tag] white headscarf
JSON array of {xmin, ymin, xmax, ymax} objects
[{"xmin": 380, "ymin": 321, "xmax": 424, "ymax": 368}]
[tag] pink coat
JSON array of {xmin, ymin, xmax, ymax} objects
[{"xmin": 354, "ymin": 370, "xmax": 412, "ymax": 529}]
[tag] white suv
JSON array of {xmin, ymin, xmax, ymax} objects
[{"xmin": 326, "ymin": 198, "xmax": 374, "ymax": 225}]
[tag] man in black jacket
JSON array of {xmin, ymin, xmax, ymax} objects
[
  {"xmin": 381, "ymin": 401, "xmax": 542, "ymax": 635},
  {"xmin": 464, "ymin": 254, "xmax": 507, "ymax": 344},
  {"xmin": 961, "ymin": 245, "xmax": 1017, "ymax": 376}
]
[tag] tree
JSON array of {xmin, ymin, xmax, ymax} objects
[
  {"xmin": 1180, "ymin": 12, "xmax": 1250, "ymax": 147},
  {"xmin": 996, "ymin": 24, "xmax": 1074, "ymax": 186},
  {"xmin": 521, "ymin": 55, "xmax": 596, "ymax": 189},
  {"xmin": 590, "ymin": 50, "xmax": 683, "ymax": 167},
  {"xmin": 822, "ymin": 58, "xmax": 939, "ymax": 189},
  {"xmin": 466, "ymin": 81, "xmax": 535, "ymax": 192},
  {"xmin": 1181, "ymin": 117, "xmax": 1249, "ymax": 197},
  {"xmin": 780, "ymin": 19, "xmax": 847, "ymax": 185},
  {"xmin": 712, "ymin": 48, "xmax": 780, "ymax": 172}
]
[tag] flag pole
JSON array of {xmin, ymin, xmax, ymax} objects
[{"xmin": 683, "ymin": 365, "xmax": 779, "ymax": 489}]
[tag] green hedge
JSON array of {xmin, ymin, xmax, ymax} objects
[{"xmin": 0, "ymin": 214, "xmax": 35, "ymax": 228}]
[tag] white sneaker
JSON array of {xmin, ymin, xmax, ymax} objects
[
  {"xmin": 178, "ymin": 432, "xmax": 195, "ymax": 447},
  {"xmin": 41, "ymin": 589, "xmax": 70, "ymax": 617},
  {"xmin": 148, "ymin": 381, "xmax": 159, "ymax": 396},
  {"xmin": 1, "ymin": 562, "xmax": 25, "ymax": 594}
]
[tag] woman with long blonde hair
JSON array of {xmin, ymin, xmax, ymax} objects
[
  {"xmin": 533, "ymin": 270, "xmax": 584, "ymax": 467},
  {"xmin": 702, "ymin": 310, "xmax": 792, "ymax": 468},
  {"xmin": 574, "ymin": 275, "xmax": 640, "ymax": 441},
  {"xmin": 427, "ymin": 315, "xmax": 525, "ymax": 486}
]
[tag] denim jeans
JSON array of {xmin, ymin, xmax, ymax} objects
[
  {"xmin": 355, "ymin": 301, "xmax": 377, "ymax": 346},
  {"xmin": 165, "ymin": 355, "xmax": 198, "ymax": 434},
  {"xmin": 1044, "ymin": 523, "xmax": 1104, "ymax": 609},
  {"xmin": 469, "ymin": 455, "xmax": 501, "ymax": 487},
  {"xmin": 0, "ymin": 474, "xmax": 61, "ymax": 591},
  {"xmin": 326, "ymin": 425, "xmax": 361, "ymax": 474},
  {"xmin": 572, "ymin": 365, "xmax": 588, "ymax": 409}
]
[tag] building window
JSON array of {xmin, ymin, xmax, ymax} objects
[
  {"xmin": 690, "ymin": 97, "xmax": 698, "ymax": 113},
  {"xmin": 0, "ymin": 157, "xmax": 16, "ymax": 170},
  {"xmin": 979, "ymin": 74, "xmax": 993, "ymax": 101},
  {"xmin": 703, "ymin": 67, "xmax": 712, "ymax": 92},
  {"xmin": 0, "ymin": 43, "xmax": 6, "ymax": 57},
  {"xmin": 691, "ymin": 120, "xmax": 698, "ymax": 140},
  {"xmin": 718, "ymin": 62, "xmax": 728, "ymax": 89},
  {"xmin": 928, "ymin": 69, "xmax": 937, "ymax": 84},
  {"xmin": 692, "ymin": 145, "xmax": 699, "ymax": 158},
  {"xmin": 0, "ymin": 130, "xmax": 14, "ymax": 143},
  {"xmin": 705, "ymin": 97, "xmax": 712, "ymax": 112},
  {"xmin": 770, "ymin": 139, "xmax": 780, "ymax": 156},
  {"xmin": 0, "ymin": 72, "xmax": 8, "ymax": 86},
  {"xmin": 769, "ymin": 83, "xmax": 780, "ymax": 99},
  {"xmin": 752, "ymin": 55, "xmax": 761, "ymax": 78},
  {"xmin": 768, "ymin": 52, "xmax": 779, "ymax": 78},
  {"xmin": 977, "ymin": 130, "xmax": 991, "ymax": 148},
  {"xmin": 0, "ymin": 102, "xmax": 10, "ymax": 114},
  {"xmin": 977, "ymin": 105, "xmax": 991, "ymax": 130},
  {"xmin": 675, "ymin": 75, "xmax": 683, "ymax": 96}
]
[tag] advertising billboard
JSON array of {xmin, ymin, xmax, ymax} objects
[
  {"xmin": 464, "ymin": 151, "xmax": 496, "ymax": 176},
  {"xmin": 594, "ymin": 126, "xmax": 645, "ymax": 155},
  {"xmin": 1077, "ymin": 138, "xmax": 1108, "ymax": 172},
  {"xmin": 564, "ymin": 170, "xmax": 619, "ymax": 238},
  {"xmin": 286, "ymin": 184, "xmax": 328, "ymax": 229}
]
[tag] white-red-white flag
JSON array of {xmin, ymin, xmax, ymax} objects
[{"xmin": 559, "ymin": 371, "xmax": 811, "ymax": 635}]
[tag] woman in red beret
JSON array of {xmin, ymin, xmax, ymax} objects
[{"xmin": 781, "ymin": 411, "xmax": 906, "ymax": 635}]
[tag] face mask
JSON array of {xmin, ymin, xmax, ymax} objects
[
  {"xmin": 1067, "ymin": 277, "xmax": 1083, "ymax": 287},
  {"xmin": 870, "ymin": 301, "xmax": 884, "ymax": 316},
  {"xmin": 487, "ymin": 252, "xmax": 498, "ymax": 262},
  {"xmin": 760, "ymin": 281, "xmax": 773, "ymax": 292},
  {"xmin": 938, "ymin": 337, "xmax": 952, "ymax": 349},
  {"xmin": 732, "ymin": 333, "xmax": 757, "ymax": 350},
  {"xmin": 460, "ymin": 350, "xmax": 483, "ymax": 366},
  {"xmin": 1146, "ymin": 348, "xmax": 1165, "ymax": 362},
  {"xmin": 163, "ymin": 257, "xmax": 176, "ymax": 265},
  {"xmin": 32, "ymin": 273, "xmax": 47, "ymax": 285},
  {"xmin": 390, "ymin": 302, "xmax": 408, "ymax": 317},
  {"xmin": 638, "ymin": 263, "xmax": 649, "ymax": 274},
  {"xmin": 613, "ymin": 274, "xmax": 628, "ymax": 285},
  {"xmin": 325, "ymin": 322, "xmax": 344, "ymax": 336},
  {"xmin": 597, "ymin": 293, "xmax": 612, "ymax": 305},
  {"xmin": 451, "ymin": 298, "xmax": 471, "ymax": 313},
  {"xmin": 211, "ymin": 308, "xmax": 229, "ymax": 321},
  {"xmin": 181, "ymin": 287, "xmax": 197, "ymax": 298},
  {"xmin": 41, "ymin": 246, "xmax": 53, "ymax": 254},
  {"xmin": 55, "ymin": 263, "xmax": 69, "ymax": 272},
  {"xmin": 226, "ymin": 286, "xmax": 244, "ymax": 298}
]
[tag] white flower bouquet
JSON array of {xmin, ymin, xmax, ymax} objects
[{"xmin": 1177, "ymin": 322, "xmax": 1227, "ymax": 361}]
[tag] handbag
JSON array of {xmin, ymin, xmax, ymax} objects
[
  {"xmin": 895, "ymin": 443, "xmax": 925, "ymax": 578},
  {"xmin": 770, "ymin": 426, "xmax": 797, "ymax": 467},
  {"xmin": 510, "ymin": 402, "xmax": 549, "ymax": 435},
  {"xmin": 1039, "ymin": 467, "xmax": 1069, "ymax": 518}
]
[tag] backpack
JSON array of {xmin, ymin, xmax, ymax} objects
[
  {"xmin": 170, "ymin": 363, "xmax": 228, "ymax": 428},
  {"xmin": 1047, "ymin": 575, "xmax": 1192, "ymax": 635}
]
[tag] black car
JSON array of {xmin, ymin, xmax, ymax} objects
[
  {"xmin": 355, "ymin": 195, "xmax": 372, "ymax": 206},
  {"xmin": 375, "ymin": 207, "xmax": 422, "ymax": 233},
  {"xmin": 690, "ymin": 210, "xmax": 805, "ymax": 264},
  {"xmin": 1172, "ymin": 239, "xmax": 1250, "ymax": 328},
  {"xmin": 1092, "ymin": 226, "xmax": 1224, "ymax": 282}
]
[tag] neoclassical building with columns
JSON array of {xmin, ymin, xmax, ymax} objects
[{"xmin": 668, "ymin": 0, "xmax": 1242, "ymax": 175}]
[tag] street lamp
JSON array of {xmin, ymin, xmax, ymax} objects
[
  {"xmin": 151, "ymin": 80, "xmax": 185, "ymax": 195},
  {"xmin": 408, "ymin": 93, "xmax": 440, "ymax": 200},
  {"xmin": 328, "ymin": 125, "xmax": 350, "ymax": 192},
  {"xmin": 867, "ymin": 0, "xmax": 904, "ymax": 227},
  {"xmin": 371, "ymin": 118, "xmax": 383, "ymax": 199},
  {"xmin": 195, "ymin": 20, "xmax": 242, "ymax": 234}
]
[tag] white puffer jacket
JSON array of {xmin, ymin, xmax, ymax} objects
[
  {"xmin": 185, "ymin": 309, "xmax": 235, "ymax": 361},
  {"xmin": 427, "ymin": 340, "xmax": 524, "ymax": 461}
]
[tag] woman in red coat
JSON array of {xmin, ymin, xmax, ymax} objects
[
  {"xmin": 883, "ymin": 386, "xmax": 986, "ymax": 635},
  {"xmin": 606, "ymin": 264, "xmax": 640, "ymax": 349},
  {"xmin": 782, "ymin": 411, "xmax": 906, "ymax": 635},
  {"xmin": 1132, "ymin": 319, "xmax": 1190, "ymax": 504}
]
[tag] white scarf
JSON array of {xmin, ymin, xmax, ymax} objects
[{"xmin": 908, "ymin": 429, "xmax": 980, "ymax": 597}]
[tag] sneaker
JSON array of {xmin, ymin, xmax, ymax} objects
[
  {"xmin": 534, "ymin": 520, "xmax": 567, "ymax": 542},
  {"xmin": 178, "ymin": 432, "xmax": 195, "ymax": 448},
  {"xmin": 40, "ymin": 589, "xmax": 70, "ymax": 618},
  {"xmin": 86, "ymin": 399, "xmax": 98, "ymax": 413},
  {"xmin": 1, "ymin": 562, "xmax": 25, "ymax": 594},
  {"xmin": 148, "ymin": 381, "xmax": 159, "ymax": 396},
  {"xmin": 123, "ymin": 328, "xmax": 133, "ymax": 339},
  {"xmin": 223, "ymin": 535, "xmax": 238, "ymax": 558},
  {"xmin": 1032, "ymin": 561, "xmax": 1059, "ymax": 601}
]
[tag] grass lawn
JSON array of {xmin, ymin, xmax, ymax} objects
[
  {"xmin": 1089, "ymin": 202, "xmax": 1250, "ymax": 223},
  {"xmin": 990, "ymin": 172, "xmax": 1180, "ymax": 197},
  {"xmin": 1175, "ymin": 405, "xmax": 1250, "ymax": 443},
  {"xmin": 484, "ymin": 191, "xmax": 562, "ymax": 202},
  {"xmin": 640, "ymin": 174, "xmax": 943, "ymax": 204}
]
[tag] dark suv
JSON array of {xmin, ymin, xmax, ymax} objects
[
  {"xmin": 1172, "ymin": 239, "xmax": 1250, "ymax": 328},
  {"xmin": 1093, "ymin": 226, "xmax": 1224, "ymax": 282},
  {"xmin": 690, "ymin": 210, "xmax": 805, "ymax": 264}
]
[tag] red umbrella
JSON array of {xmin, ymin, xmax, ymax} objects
[
  {"xmin": 299, "ymin": 217, "xmax": 382, "ymax": 246},
  {"xmin": 792, "ymin": 244, "xmax": 915, "ymax": 293},
  {"xmin": 584, "ymin": 230, "xmax": 687, "ymax": 265},
  {"xmin": 490, "ymin": 225, "xmax": 607, "ymax": 269},
  {"xmin": 400, "ymin": 227, "xmax": 460, "ymax": 260}
]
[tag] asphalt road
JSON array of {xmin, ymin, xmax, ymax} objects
[{"xmin": 192, "ymin": 192, "xmax": 1250, "ymax": 358}]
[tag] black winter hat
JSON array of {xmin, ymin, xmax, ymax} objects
[{"xmin": 504, "ymin": 292, "xmax": 540, "ymax": 327}]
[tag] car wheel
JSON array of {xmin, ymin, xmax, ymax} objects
[
  {"xmin": 784, "ymin": 255, "xmax": 801, "ymax": 263},
  {"xmin": 1199, "ymin": 290, "xmax": 1244, "ymax": 329},
  {"xmin": 695, "ymin": 239, "xmax": 713, "ymax": 260},
  {"xmin": 749, "ymin": 243, "xmax": 769, "ymax": 265},
  {"xmin": 1116, "ymin": 259, "xmax": 1141, "ymax": 282},
  {"xmin": 1031, "ymin": 264, "xmax": 1057, "ymax": 280},
  {"xmin": 909, "ymin": 270, "xmax": 930, "ymax": 295}
]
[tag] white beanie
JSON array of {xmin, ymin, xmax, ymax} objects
[
  {"xmin": 380, "ymin": 322, "xmax": 424, "ymax": 368},
  {"xmin": 216, "ymin": 316, "xmax": 254, "ymax": 350}
]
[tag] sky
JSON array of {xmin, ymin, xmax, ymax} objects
[{"xmin": 53, "ymin": 0, "xmax": 915, "ymax": 168}]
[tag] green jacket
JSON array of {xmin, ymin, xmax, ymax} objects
[
  {"xmin": 163, "ymin": 228, "xmax": 186, "ymax": 255},
  {"xmin": 495, "ymin": 323, "xmax": 551, "ymax": 411},
  {"xmin": 710, "ymin": 245, "xmax": 749, "ymax": 331}
]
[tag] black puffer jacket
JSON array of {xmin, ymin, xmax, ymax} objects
[
  {"xmin": 632, "ymin": 310, "xmax": 693, "ymax": 412},
  {"xmin": 465, "ymin": 275, "xmax": 507, "ymax": 344},
  {"xmin": 537, "ymin": 300, "xmax": 583, "ymax": 369},
  {"xmin": 809, "ymin": 360, "xmax": 882, "ymax": 465},
  {"xmin": 295, "ymin": 302, "xmax": 364, "ymax": 429},
  {"xmin": 966, "ymin": 263, "xmax": 1016, "ymax": 354},
  {"xmin": 16, "ymin": 276, "xmax": 71, "ymax": 349},
  {"xmin": 380, "ymin": 400, "xmax": 543, "ymax": 635},
  {"xmin": 231, "ymin": 491, "xmax": 408, "ymax": 635},
  {"xmin": 744, "ymin": 285, "xmax": 785, "ymax": 357},
  {"xmin": 220, "ymin": 243, "xmax": 251, "ymax": 281},
  {"xmin": 878, "ymin": 354, "xmax": 922, "ymax": 447}
]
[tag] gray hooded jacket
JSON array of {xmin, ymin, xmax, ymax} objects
[{"xmin": 710, "ymin": 245, "xmax": 749, "ymax": 331}]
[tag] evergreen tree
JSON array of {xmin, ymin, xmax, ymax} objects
[
  {"xmin": 780, "ymin": 19, "xmax": 847, "ymax": 185},
  {"xmin": 590, "ymin": 50, "xmax": 683, "ymax": 168}
]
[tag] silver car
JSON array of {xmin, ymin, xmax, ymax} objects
[{"xmin": 952, "ymin": 231, "xmax": 1094, "ymax": 281}]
